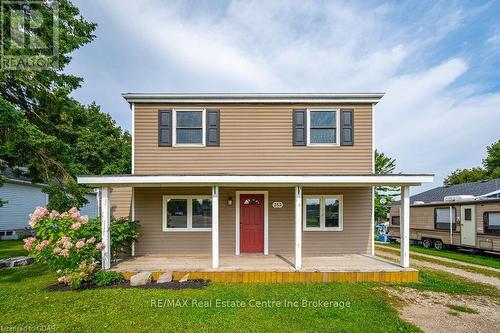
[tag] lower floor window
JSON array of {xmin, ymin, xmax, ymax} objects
[
  {"xmin": 434, "ymin": 207, "xmax": 456, "ymax": 230},
  {"xmin": 303, "ymin": 195, "xmax": 343, "ymax": 231},
  {"xmin": 484, "ymin": 212, "xmax": 500, "ymax": 234},
  {"xmin": 163, "ymin": 196, "xmax": 212, "ymax": 231}
]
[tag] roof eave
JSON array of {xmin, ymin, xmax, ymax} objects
[
  {"xmin": 121, "ymin": 93, "xmax": 385, "ymax": 105},
  {"xmin": 77, "ymin": 174, "xmax": 433, "ymax": 187}
]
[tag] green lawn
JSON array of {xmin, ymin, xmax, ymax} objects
[
  {"xmin": 377, "ymin": 242, "xmax": 500, "ymax": 270},
  {"xmin": 0, "ymin": 240, "xmax": 25, "ymax": 259},
  {"xmin": 1, "ymin": 241, "xmax": 498, "ymax": 333},
  {"xmin": 376, "ymin": 245, "xmax": 500, "ymax": 279}
]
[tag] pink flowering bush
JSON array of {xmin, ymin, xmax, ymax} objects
[
  {"xmin": 24, "ymin": 206, "xmax": 139, "ymax": 289},
  {"xmin": 24, "ymin": 207, "xmax": 102, "ymax": 289}
]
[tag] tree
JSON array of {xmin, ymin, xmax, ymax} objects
[
  {"xmin": 444, "ymin": 139, "xmax": 500, "ymax": 185},
  {"xmin": 443, "ymin": 167, "xmax": 488, "ymax": 186},
  {"xmin": 374, "ymin": 150, "xmax": 399, "ymax": 222},
  {"xmin": 0, "ymin": 1, "xmax": 130, "ymax": 211},
  {"xmin": 484, "ymin": 140, "xmax": 500, "ymax": 178}
]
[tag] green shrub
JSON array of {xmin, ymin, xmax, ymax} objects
[
  {"xmin": 93, "ymin": 270, "xmax": 124, "ymax": 286},
  {"xmin": 77, "ymin": 216, "xmax": 140, "ymax": 259}
]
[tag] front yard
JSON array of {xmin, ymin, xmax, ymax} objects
[
  {"xmin": 1, "ymin": 240, "xmax": 498, "ymax": 332},
  {"xmin": 377, "ymin": 242, "xmax": 500, "ymax": 270}
]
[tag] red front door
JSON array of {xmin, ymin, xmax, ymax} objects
[{"xmin": 240, "ymin": 194, "xmax": 264, "ymax": 253}]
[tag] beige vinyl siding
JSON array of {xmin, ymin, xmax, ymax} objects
[
  {"xmin": 110, "ymin": 187, "xmax": 132, "ymax": 218},
  {"xmin": 302, "ymin": 187, "xmax": 372, "ymax": 255},
  {"xmin": 135, "ymin": 187, "xmax": 212, "ymax": 256},
  {"xmin": 134, "ymin": 186, "xmax": 372, "ymax": 256},
  {"xmin": 134, "ymin": 104, "xmax": 373, "ymax": 175}
]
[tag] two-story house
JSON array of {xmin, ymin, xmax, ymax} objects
[{"xmin": 78, "ymin": 93, "xmax": 433, "ymax": 283}]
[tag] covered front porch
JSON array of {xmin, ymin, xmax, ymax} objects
[
  {"xmin": 112, "ymin": 253, "xmax": 418, "ymax": 283},
  {"xmin": 77, "ymin": 174, "xmax": 433, "ymax": 281}
]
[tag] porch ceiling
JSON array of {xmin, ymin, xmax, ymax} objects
[{"xmin": 77, "ymin": 174, "xmax": 434, "ymax": 187}]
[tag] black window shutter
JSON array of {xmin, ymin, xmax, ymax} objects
[
  {"xmin": 340, "ymin": 109, "xmax": 354, "ymax": 146},
  {"xmin": 158, "ymin": 110, "xmax": 172, "ymax": 147},
  {"xmin": 293, "ymin": 109, "xmax": 306, "ymax": 146},
  {"xmin": 206, "ymin": 109, "xmax": 220, "ymax": 146}
]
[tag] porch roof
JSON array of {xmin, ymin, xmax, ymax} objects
[{"xmin": 77, "ymin": 173, "xmax": 433, "ymax": 187}]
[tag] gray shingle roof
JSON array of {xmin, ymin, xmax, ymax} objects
[
  {"xmin": 1, "ymin": 166, "xmax": 31, "ymax": 182},
  {"xmin": 402, "ymin": 178, "xmax": 500, "ymax": 204}
]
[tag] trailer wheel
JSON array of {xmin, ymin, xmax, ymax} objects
[
  {"xmin": 422, "ymin": 238, "xmax": 433, "ymax": 248},
  {"xmin": 434, "ymin": 240, "xmax": 444, "ymax": 250}
]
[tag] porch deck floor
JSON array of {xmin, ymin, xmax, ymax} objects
[{"xmin": 112, "ymin": 254, "xmax": 409, "ymax": 273}]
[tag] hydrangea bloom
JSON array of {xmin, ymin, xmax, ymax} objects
[
  {"xmin": 23, "ymin": 237, "xmax": 36, "ymax": 251},
  {"xmin": 68, "ymin": 207, "xmax": 80, "ymax": 221},
  {"xmin": 75, "ymin": 240, "xmax": 85, "ymax": 249},
  {"xmin": 79, "ymin": 215, "xmax": 89, "ymax": 224},
  {"xmin": 70, "ymin": 222, "xmax": 81, "ymax": 230},
  {"xmin": 58, "ymin": 276, "xmax": 70, "ymax": 284},
  {"xmin": 49, "ymin": 210, "xmax": 60, "ymax": 219},
  {"xmin": 56, "ymin": 236, "xmax": 70, "ymax": 247},
  {"xmin": 95, "ymin": 242, "xmax": 105, "ymax": 250},
  {"xmin": 35, "ymin": 240, "xmax": 50, "ymax": 251},
  {"xmin": 86, "ymin": 237, "xmax": 96, "ymax": 244},
  {"xmin": 28, "ymin": 207, "xmax": 48, "ymax": 228}
]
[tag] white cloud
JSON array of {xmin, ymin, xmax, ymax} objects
[
  {"xmin": 487, "ymin": 33, "xmax": 500, "ymax": 45},
  {"xmin": 71, "ymin": 0, "xmax": 500, "ymax": 192}
]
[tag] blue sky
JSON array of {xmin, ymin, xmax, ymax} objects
[{"xmin": 67, "ymin": 0, "xmax": 500, "ymax": 193}]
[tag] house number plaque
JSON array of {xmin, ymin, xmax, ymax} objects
[{"xmin": 272, "ymin": 202, "xmax": 284, "ymax": 209}]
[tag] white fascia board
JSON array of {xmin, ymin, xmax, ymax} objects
[
  {"xmin": 121, "ymin": 93, "xmax": 385, "ymax": 104},
  {"xmin": 77, "ymin": 174, "xmax": 433, "ymax": 187}
]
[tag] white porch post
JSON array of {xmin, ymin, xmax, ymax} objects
[
  {"xmin": 400, "ymin": 185, "xmax": 410, "ymax": 268},
  {"xmin": 371, "ymin": 186, "xmax": 375, "ymax": 256},
  {"xmin": 295, "ymin": 186, "xmax": 302, "ymax": 270},
  {"xmin": 131, "ymin": 187, "xmax": 135, "ymax": 256},
  {"xmin": 212, "ymin": 186, "xmax": 219, "ymax": 269},
  {"xmin": 101, "ymin": 187, "xmax": 111, "ymax": 270}
]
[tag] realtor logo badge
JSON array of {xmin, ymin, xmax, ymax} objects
[{"xmin": 1, "ymin": 0, "xmax": 59, "ymax": 70}]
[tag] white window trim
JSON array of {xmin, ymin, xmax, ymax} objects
[
  {"xmin": 235, "ymin": 191, "xmax": 269, "ymax": 255},
  {"xmin": 162, "ymin": 195, "xmax": 212, "ymax": 232},
  {"xmin": 172, "ymin": 108, "xmax": 206, "ymax": 147},
  {"xmin": 303, "ymin": 195, "xmax": 343, "ymax": 231},
  {"xmin": 306, "ymin": 108, "xmax": 340, "ymax": 146}
]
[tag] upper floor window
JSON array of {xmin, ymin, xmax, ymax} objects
[
  {"xmin": 307, "ymin": 109, "xmax": 339, "ymax": 146},
  {"xmin": 173, "ymin": 109, "xmax": 206, "ymax": 146}
]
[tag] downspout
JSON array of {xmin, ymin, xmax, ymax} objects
[{"xmin": 449, "ymin": 205, "xmax": 453, "ymax": 245}]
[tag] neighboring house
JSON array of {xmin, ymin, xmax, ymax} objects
[
  {"xmin": 77, "ymin": 93, "xmax": 433, "ymax": 281},
  {"xmin": 396, "ymin": 179, "xmax": 500, "ymax": 204},
  {"xmin": 0, "ymin": 169, "xmax": 98, "ymax": 239},
  {"xmin": 389, "ymin": 179, "xmax": 500, "ymax": 252}
]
